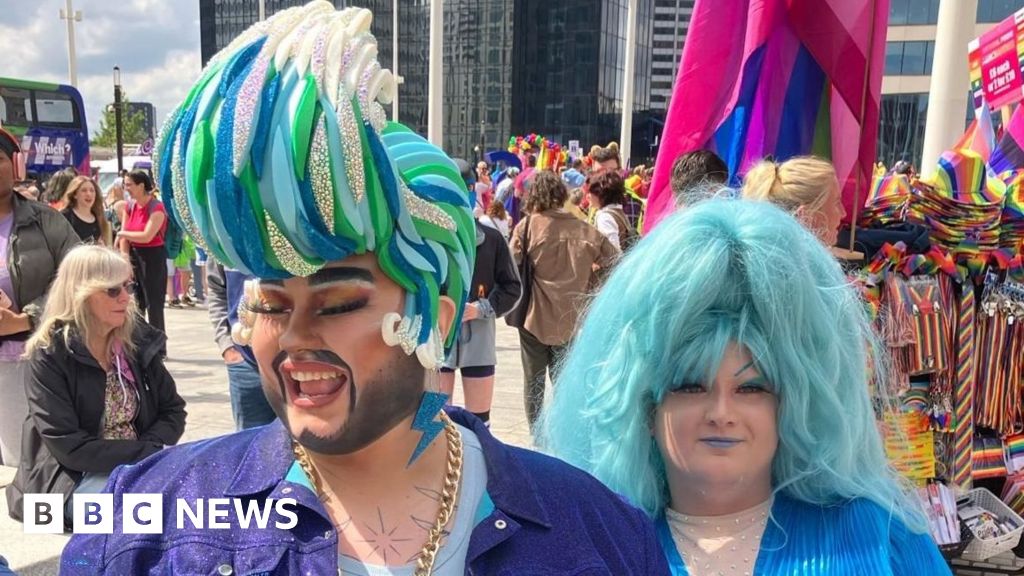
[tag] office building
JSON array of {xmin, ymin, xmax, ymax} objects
[
  {"xmin": 650, "ymin": 0, "xmax": 693, "ymax": 113},
  {"xmin": 198, "ymin": 0, "xmax": 655, "ymax": 162},
  {"xmin": 879, "ymin": 0, "xmax": 1024, "ymax": 168}
]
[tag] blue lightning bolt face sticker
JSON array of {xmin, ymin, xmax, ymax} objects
[{"xmin": 408, "ymin": 391, "xmax": 449, "ymax": 466}]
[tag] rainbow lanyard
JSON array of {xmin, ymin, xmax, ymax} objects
[
  {"xmin": 999, "ymin": 318, "xmax": 1024, "ymax": 437},
  {"xmin": 975, "ymin": 312, "xmax": 1010, "ymax": 434},
  {"xmin": 974, "ymin": 278, "xmax": 1024, "ymax": 436},
  {"xmin": 974, "ymin": 273, "xmax": 1024, "ymax": 437}
]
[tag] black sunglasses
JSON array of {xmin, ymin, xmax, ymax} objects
[{"xmin": 104, "ymin": 281, "xmax": 135, "ymax": 298}]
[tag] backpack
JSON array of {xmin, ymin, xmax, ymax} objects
[
  {"xmin": 163, "ymin": 213, "xmax": 184, "ymax": 260},
  {"xmin": 608, "ymin": 206, "xmax": 639, "ymax": 251},
  {"xmin": 133, "ymin": 198, "xmax": 184, "ymax": 259}
]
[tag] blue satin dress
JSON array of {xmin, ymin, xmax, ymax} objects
[{"xmin": 656, "ymin": 493, "xmax": 952, "ymax": 575}]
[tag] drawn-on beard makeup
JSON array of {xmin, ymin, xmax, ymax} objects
[{"xmin": 267, "ymin": 348, "xmax": 425, "ymax": 455}]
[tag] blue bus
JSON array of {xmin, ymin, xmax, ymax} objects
[{"xmin": 0, "ymin": 77, "xmax": 90, "ymax": 177}]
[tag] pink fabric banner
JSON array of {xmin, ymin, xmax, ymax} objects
[
  {"xmin": 644, "ymin": 0, "xmax": 889, "ymax": 234},
  {"xmin": 643, "ymin": 0, "xmax": 772, "ymax": 234}
]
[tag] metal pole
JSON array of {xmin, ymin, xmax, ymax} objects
[
  {"xmin": 60, "ymin": 0, "xmax": 82, "ymax": 87},
  {"xmin": 427, "ymin": 0, "xmax": 443, "ymax": 146},
  {"xmin": 392, "ymin": 0, "xmax": 400, "ymax": 121},
  {"xmin": 258, "ymin": 0, "xmax": 266, "ymax": 21},
  {"xmin": 620, "ymin": 0, "xmax": 639, "ymax": 168},
  {"xmin": 480, "ymin": 120, "xmax": 486, "ymax": 161},
  {"xmin": 114, "ymin": 67, "xmax": 124, "ymax": 174}
]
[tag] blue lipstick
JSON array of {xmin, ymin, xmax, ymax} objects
[{"xmin": 700, "ymin": 437, "xmax": 742, "ymax": 449}]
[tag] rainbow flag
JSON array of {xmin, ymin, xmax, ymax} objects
[
  {"xmin": 990, "ymin": 104, "xmax": 1024, "ymax": 176},
  {"xmin": 955, "ymin": 103, "xmax": 997, "ymax": 162},
  {"xmin": 644, "ymin": 0, "xmax": 889, "ymax": 233}
]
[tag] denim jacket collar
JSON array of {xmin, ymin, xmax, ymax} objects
[
  {"xmin": 224, "ymin": 420, "xmax": 293, "ymax": 497},
  {"xmin": 220, "ymin": 407, "xmax": 552, "ymax": 530},
  {"xmin": 447, "ymin": 407, "xmax": 551, "ymax": 529}
]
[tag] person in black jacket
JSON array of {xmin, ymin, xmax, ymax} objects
[
  {"xmin": 5, "ymin": 244, "xmax": 186, "ymax": 522},
  {"xmin": 0, "ymin": 128, "xmax": 81, "ymax": 467},
  {"xmin": 439, "ymin": 160, "xmax": 522, "ymax": 425}
]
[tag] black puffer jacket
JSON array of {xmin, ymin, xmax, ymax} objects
[
  {"xmin": 8, "ymin": 193, "xmax": 80, "ymax": 330},
  {"xmin": 5, "ymin": 321, "xmax": 186, "ymax": 520}
]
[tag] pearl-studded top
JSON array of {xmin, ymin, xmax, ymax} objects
[{"xmin": 664, "ymin": 499, "xmax": 772, "ymax": 576}]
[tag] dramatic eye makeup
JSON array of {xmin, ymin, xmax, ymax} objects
[
  {"xmin": 314, "ymin": 292, "xmax": 370, "ymax": 316},
  {"xmin": 672, "ymin": 383, "xmax": 707, "ymax": 394},
  {"xmin": 736, "ymin": 377, "xmax": 773, "ymax": 394},
  {"xmin": 243, "ymin": 288, "xmax": 290, "ymax": 315},
  {"xmin": 669, "ymin": 358, "xmax": 774, "ymax": 395},
  {"xmin": 246, "ymin": 267, "xmax": 376, "ymax": 317},
  {"xmin": 671, "ymin": 379, "xmax": 774, "ymax": 396}
]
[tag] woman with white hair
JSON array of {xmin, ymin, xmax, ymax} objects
[{"xmin": 5, "ymin": 245, "xmax": 186, "ymax": 523}]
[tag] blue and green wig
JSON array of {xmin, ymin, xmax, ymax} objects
[
  {"xmin": 154, "ymin": 2, "xmax": 475, "ymax": 366},
  {"xmin": 540, "ymin": 199, "xmax": 925, "ymax": 531}
]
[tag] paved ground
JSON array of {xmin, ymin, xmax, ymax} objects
[{"xmin": 0, "ymin": 305, "xmax": 533, "ymax": 574}]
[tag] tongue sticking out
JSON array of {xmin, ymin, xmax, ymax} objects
[{"xmin": 298, "ymin": 376, "xmax": 346, "ymax": 397}]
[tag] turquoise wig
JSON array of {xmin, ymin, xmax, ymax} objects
[
  {"xmin": 154, "ymin": 2, "xmax": 474, "ymax": 360},
  {"xmin": 540, "ymin": 199, "xmax": 925, "ymax": 530}
]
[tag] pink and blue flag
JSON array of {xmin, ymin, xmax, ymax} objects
[
  {"xmin": 644, "ymin": 0, "xmax": 889, "ymax": 233},
  {"xmin": 990, "ymin": 104, "xmax": 1024, "ymax": 176}
]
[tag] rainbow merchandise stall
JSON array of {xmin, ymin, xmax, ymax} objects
[{"xmin": 858, "ymin": 149, "xmax": 1024, "ymax": 570}]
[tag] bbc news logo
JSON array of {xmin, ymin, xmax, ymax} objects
[{"xmin": 23, "ymin": 494, "xmax": 299, "ymax": 534}]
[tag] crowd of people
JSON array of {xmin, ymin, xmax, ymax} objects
[
  {"xmin": 0, "ymin": 135, "xmax": 252, "ymax": 529},
  {"xmin": 0, "ymin": 3, "xmax": 955, "ymax": 575},
  {"xmin": 0, "ymin": 130, "xmax": 194, "ymax": 531},
  {"xmin": 459, "ymin": 133, "xmax": 855, "ymax": 440}
]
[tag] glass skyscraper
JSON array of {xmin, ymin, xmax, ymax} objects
[
  {"xmin": 512, "ymin": 1, "xmax": 653, "ymax": 156},
  {"xmin": 199, "ymin": 0, "xmax": 656, "ymax": 163}
]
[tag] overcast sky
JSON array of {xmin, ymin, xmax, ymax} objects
[{"xmin": 0, "ymin": 0, "xmax": 201, "ymax": 138}]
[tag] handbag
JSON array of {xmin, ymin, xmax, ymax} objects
[{"xmin": 505, "ymin": 216, "xmax": 532, "ymax": 329}]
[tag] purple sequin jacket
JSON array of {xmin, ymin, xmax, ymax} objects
[{"xmin": 60, "ymin": 408, "xmax": 669, "ymax": 575}]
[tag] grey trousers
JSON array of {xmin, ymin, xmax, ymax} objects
[
  {"xmin": 0, "ymin": 361, "xmax": 29, "ymax": 466},
  {"xmin": 518, "ymin": 329, "xmax": 567, "ymax": 431}
]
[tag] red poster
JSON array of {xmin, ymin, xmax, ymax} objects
[{"xmin": 974, "ymin": 16, "xmax": 1024, "ymax": 109}]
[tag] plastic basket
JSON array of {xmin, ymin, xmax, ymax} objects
[{"xmin": 960, "ymin": 488, "xmax": 1024, "ymax": 562}]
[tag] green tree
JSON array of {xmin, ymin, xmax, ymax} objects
[{"xmin": 91, "ymin": 98, "xmax": 149, "ymax": 147}]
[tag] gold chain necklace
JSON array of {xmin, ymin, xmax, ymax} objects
[{"xmin": 292, "ymin": 411, "xmax": 463, "ymax": 576}]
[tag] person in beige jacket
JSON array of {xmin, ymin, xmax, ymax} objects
[{"xmin": 510, "ymin": 170, "xmax": 619, "ymax": 430}]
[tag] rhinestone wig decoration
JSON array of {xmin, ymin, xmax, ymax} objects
[{"xmin": 154, "ymin": 1, "xmax": 476, "ymax": 369}]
